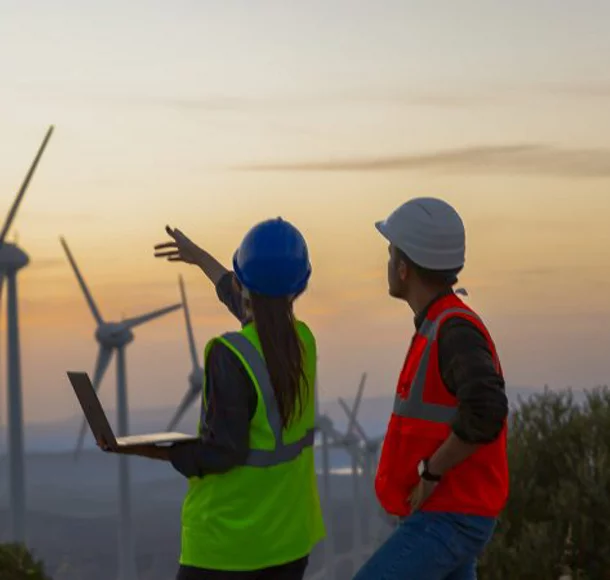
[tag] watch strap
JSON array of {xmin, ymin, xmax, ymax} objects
[{"xmin": 421, "ymin": 459, "xmax": 441, "ymax": 482}]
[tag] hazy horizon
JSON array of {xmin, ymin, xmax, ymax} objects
[{"xmin": 1, "ymin": 0, "xmax": 609, "ymax": 424}]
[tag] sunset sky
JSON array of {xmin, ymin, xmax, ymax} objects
[{"xmin": 1, "ymin": 0, "xmax": 609, "ymax": 424}]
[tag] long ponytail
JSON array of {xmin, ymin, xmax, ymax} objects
[{"xmin": 249, "ymin": 292, "xmax": 309, "ymax": 430}]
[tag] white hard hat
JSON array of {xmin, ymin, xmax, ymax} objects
[{"xmin": 375, "ymin": 197, "xmax": 465, "ymax": 270}]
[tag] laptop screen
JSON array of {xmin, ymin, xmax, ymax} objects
[{"xmin": 67, "ymin": 371, "xmax": 117, "ymax": 448}]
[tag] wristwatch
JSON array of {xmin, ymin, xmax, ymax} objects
[{"xmin": 418, "ymin": 458, "xmax": 441, "ymax": 483}]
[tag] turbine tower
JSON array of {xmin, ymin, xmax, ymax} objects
[
  {"xmin": 337, "ymin": 373, "xmax": 367, "ymax": 569},
  {"xmin": 166, "ymin": 275, "xmax": 203, "ymax": 431},
  {"xmin": 0, "ymin": 125, "xmax": 54, "ymax": 543},
  {"xmin": 60, "ymin": 236, "xmax": 182, "ymax": 580},
  {"xmin": 338, "ymin": 380, "xmax": 386, "ymax": 556},
  {"xmin": 314, "ymin": 373, "xmax": 369, "ymax": 578}
]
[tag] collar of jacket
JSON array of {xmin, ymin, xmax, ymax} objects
[{"xmin": 413, "ymin": 288, "xmax": 455, "ymax": 330}]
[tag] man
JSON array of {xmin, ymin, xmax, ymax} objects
[{"xmin": 353, "ymin": 198, "xmax": 509, "ymax": 580}]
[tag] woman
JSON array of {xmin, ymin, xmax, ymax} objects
[{"xmin": 97, "ymin": 218, "xmax": 325, "ymax": 579}]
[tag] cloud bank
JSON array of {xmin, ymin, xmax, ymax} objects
[{"xmin": 237, "ymin": 144, "xmax": 610, "ymax": 178}]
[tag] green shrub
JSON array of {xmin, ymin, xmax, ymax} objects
[
  {"xmin": 0, "ymin": 543, "xmax": 52, "ymax": 580},
  {"xmin": 478, "ymin": 386, "xmax": 610, "ymax": 580}
]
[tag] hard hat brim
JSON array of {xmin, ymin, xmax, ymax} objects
[{"xmin": 375, "ymin": 220, "xmax": 392, "ymax": 244}]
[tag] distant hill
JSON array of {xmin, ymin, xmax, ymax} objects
[
  {"xmin": 11, "ymin": 384, "xmax": 589, "ymax": 454},
  {"xmin": 0, "ymin": 385, "xmax": 595, "ymax": 580}
]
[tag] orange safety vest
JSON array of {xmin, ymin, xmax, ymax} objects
[{"xmin": 375, "ymin": 293, "xmax": 509, "ymax": 518}]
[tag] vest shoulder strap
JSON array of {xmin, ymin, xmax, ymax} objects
[
  {"xmin": 394, "ymin": 307, "xmax": 485, "ymax": 424},
  {"xmin": 220, "ymin": 331, "xmax": 282, "ymax": 439},
  {"xmin": 216, "ymin": 331, "xmax": 315, "ymax": 468},
  {"xmin": 419, "ymin": 307, "xmax": 482, "ymax": 341}
]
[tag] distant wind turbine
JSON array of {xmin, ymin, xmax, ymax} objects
[
  {"xmin": 337, "ymin": 372, "xmax": 367, "ymax": 567},
  {"xmin": 60, "ymin": 236, "xmax": 182, "ymax": 580},
  {"xmin": 0, "ymin": 125, "xmax": 54, "ymax": 543},
  {"xmin": 166, "ymin": 275, "xmax": 204, "ymax": 431},
  {"xmin": 338, "ymin": 379, "xmax": 386, "ymax": 555}
]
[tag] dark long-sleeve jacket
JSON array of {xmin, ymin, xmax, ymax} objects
[{"xmin": 169, "ymin": 275, "xmax": 508, "ymax": 479}]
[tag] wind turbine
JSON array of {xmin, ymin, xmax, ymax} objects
[
  {"xmin": 59, "ymin": 236, "xmax": 182, "ymax": 580},
  {"xmin": 166, "ymin": 275, "xmax": 203, "ymax": 431},
  {"xmin": 0, "ymin": 125, "xmax": 54, "ymax": 543},
  {"xmin": 336, "ymin": 372, "xmax": 367, "ymax": 570},
  {"xmin": 313, "ymin": 373, "xmax": 370, "ymax": 577},
  {"xmin": 313, "ymin": 377, "xmax": 341, "ymax": 579},
  {"xmin": 338, "ymin": 383, "xmax": 387, "ymax": 555}
]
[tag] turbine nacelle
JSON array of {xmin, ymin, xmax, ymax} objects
[
  {"xmin": 95, "ymin": 323, "xmax": 135, "ymax": 348},
  {"xmin": 316, "ymin": 414, "xmax": 335, "ymax": 433},
  {"xmin": 188, "ymin": 366, "xmax": 204, "ymax": 390},
  {"xmin": 0, "ymin": 243, "xmax": 29, "ymax": 271}
]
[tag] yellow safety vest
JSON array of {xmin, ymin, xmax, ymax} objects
[{"xmin": 179, "ymin": 320, "xmax": 325, "ymax": 570}]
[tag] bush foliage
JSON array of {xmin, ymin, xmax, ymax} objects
[
  {"xmin": 0, "ymin": 543, "xmax": 52, "ymax": 580},
  {"xmin": 478, "ymin": 386, "xmax": 610, "ymax": 580}
]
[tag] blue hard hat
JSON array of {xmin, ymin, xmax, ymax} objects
[{"xmin": 233, "ymin": 217, "xmax": 311, "ymax": 297}]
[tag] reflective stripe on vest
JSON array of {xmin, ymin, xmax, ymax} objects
[
  {"xmin": 392, "ymin": 307, "xmax": 482, "ymax": 424},
  {"xmin": 220, "ymin": 331, "xmax": 315, "ymax": 468}
]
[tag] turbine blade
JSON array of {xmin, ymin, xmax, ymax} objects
[
  {"xmin": 123, "ymin": 303, "xmax": 182, "ymax": 330},
  {"xmin": 0, "ymin": 125, "xmax": 54, "ymax": 245},
  {"xmin": 346, "ymin": 372, "xmax": 367, "ymax": 437},
  {"xmin": 60, "ymin": 237, "xmax": 103, "ymax": 325},
  {"xmin": 74, "ymin": 346, "xmax": 113, "ymax": 459},
  {"xmin": 167, "ymin": 382, "xmax": 201, "ymax": 431},
  {"xmin": 179, "ymin": 275, "xmax": 199, "ymax": 370},
  {"xmin": 338, "ymin": 397, "xmax": 369, "ymax": 442},
  {"xmin": 338, "ymin": 397, "xmax": 351, "ymax": 422}
]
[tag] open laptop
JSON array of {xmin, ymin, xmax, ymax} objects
[{"xmin": 67, "ymin": 371, "xmax": 199, "ymax": 449}]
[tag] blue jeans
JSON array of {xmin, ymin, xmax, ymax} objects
[{"xmin": 352, "ymin": 511, "xmax": 496, "ymax": 580}]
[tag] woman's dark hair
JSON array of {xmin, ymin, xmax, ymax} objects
[
  {"xmin": 395, "ymin": 247, "xmax": 463, "ymax": 287},
  {"xmin": 249, "ymin": 292, "xmax": 309, "ymax": 430}
]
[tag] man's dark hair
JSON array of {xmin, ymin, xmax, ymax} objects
[
  {"xmin": 394, "ymin": 247, "xmax": 462, "ymax": 287},
  {"xmin": 249, "ymin": 292, "xmax": 309, "ymax": 430}
]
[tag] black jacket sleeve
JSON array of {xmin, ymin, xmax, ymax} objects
[
  {"xmin": 437, "ymin": 318, "xmax": 508, "ymax": 444},
  {"xmin": 168, "ymin": 341, "xmax": 257, "ymax": 478},
  {"xmin": 215, "ymin": 271, "xmax": 250, "ymax": 324}
]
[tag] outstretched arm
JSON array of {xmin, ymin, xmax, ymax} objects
[
  {"xmin": 192, "ymin": 245, "xmax": 229, "ymax": 287},
  {"xmin": 214, "ymin": 271, "xmax": 250, "ymax": 325},
  {"xmin": 154, "ymin": 226, "xmax": 247, "ymax": 323},
  {"xmin": 154, "ymin": 225, "xmax": 229, "ymax": 286}
]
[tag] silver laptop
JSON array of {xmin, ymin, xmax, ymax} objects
[{"xmin": 67, "ymin": 371, "xmax": 199, "ymax": 449}]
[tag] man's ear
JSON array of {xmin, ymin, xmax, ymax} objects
[{"xmin": 397, "ymin": 258, "xmax": 409, "ymax": 282}]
